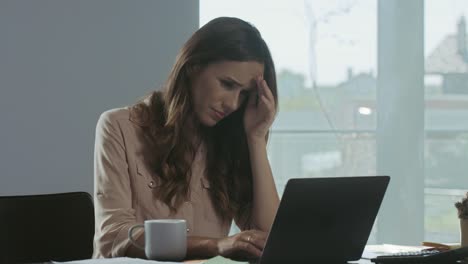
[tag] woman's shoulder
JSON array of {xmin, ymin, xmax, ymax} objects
[
  {"xmin": 97, "ymin": 92, "xmax": 160, "ymax": 130},
  {"xmin": 97, "ymin": 107, "xmax": 131, "ymax": 126},
  {"xmin": 96, "ymin": 103, "xmax": 157, "ymax": 132}
]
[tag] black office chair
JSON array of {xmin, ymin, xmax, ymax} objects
[{"xmin": 0, "ymin": 192, "xmax": 94, "ymax": 263}]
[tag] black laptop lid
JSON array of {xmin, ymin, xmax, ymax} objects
[{"xmin": 260, "ymin": 176, "xmax": 390, "ymax": 263}]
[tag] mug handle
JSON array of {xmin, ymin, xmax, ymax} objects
[{"xmin": 128, "ymin": 224, "xmax": 145, "ymax": 250}]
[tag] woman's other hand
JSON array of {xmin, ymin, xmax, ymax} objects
[
  {"xmin": 243, "ymin": 76, "xmax": 276, "ymax": 141},
  {"xmin": 216, "ymin": 230, "xmax": 268, "ymax": 261}
]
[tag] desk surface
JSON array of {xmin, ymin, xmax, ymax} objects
[
  {"xmin": 46, "ymin": 257, "xmax": 374, "ymax": 264},
  {"xmin": 41, "ymin": 244, "xmax": 429, "ymax": 264}
]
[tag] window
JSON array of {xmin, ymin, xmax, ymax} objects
[
  {"xmin": 201, "ymin": 0, "xmax": 468, "ymax": 244},
  {"xmin": 424, "ymin": 0, "xmax": 468, "ymax": 243}
]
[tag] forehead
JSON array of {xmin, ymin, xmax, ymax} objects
[{"xmin": 206, "ymin": 61, "xmax": 264, "ymax": 82}]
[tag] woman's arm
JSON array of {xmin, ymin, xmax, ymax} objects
[
  {"xmin": 247, "ymin": 136, "xmax": 280, "ymax": 232},
  {"xmin": 94, "ymin": 110, "xmax": 145, "ymax": 258},
  {"xmin": 186, "ymin": 237, "xmax": 218, "ymax": 259},
  {"xmin": 243, "ymin": 76, "xmax": 280, "ymax": 232}
]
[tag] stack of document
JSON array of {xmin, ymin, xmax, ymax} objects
[
  {"xmin": 362, "ymin": 244, "xmax": 429, "ymax": 259},
  {"xmin": 362, "ymin": 242, "xmax": 461, "ymax": 259}
]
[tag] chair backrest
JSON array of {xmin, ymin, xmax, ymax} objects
[{"xmin": 0, "ymin": 192, "xmax": 94, "ymax": 263}]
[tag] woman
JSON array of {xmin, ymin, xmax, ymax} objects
[{"xmin": 93, "ymin": 17, "xmax": 279, "ymax": 261}]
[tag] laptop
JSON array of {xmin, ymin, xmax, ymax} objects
[{"xmin": 258, "ymin": 176, "xmax": 390, "ymax": 263}]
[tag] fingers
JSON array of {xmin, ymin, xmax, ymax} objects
[
  {"xmin": 250, "ymin": 230, "xmax": 269, "ymax": 241},
  {"xmin": 233, "ymin": 240, "xmax": 263, "ymax": 258},
  {"xmin": 219, "ymin": 230, "xmax": 268, "ymax": 261},
  {"xmin": 256, "ymin": 76, "xmax": 274, "ymax": 100},
  {"xmin": 247, "ymin": 87, "xmax": 258, "ymax": 107},
  {"xmin": 242, "ymin": 230, "xmax": 268, "ymax": 252},
  {"xmin": 256, "ymin": 77, "xmax": 275, "ymax": 110}
]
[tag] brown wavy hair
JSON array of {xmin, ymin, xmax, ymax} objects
[{"xmin": 130, "ymin": 17, "xmax": 277, "ymax": 222}]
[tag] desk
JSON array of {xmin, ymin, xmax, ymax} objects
[
  {"xmin": 47, "ymin": 257, "xmax": 373, "ymax": 264},
  {"xmin": 47, "ymin": 258, "xmax": 468, "ymax": 264},
  {"xmin": 42, "ymin": 244, "xmax": 428, "ymax": 264}
]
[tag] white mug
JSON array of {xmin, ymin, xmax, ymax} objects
[{"xmin": 128, "ymin": 219, "xmax": 187, "ymax": 261}]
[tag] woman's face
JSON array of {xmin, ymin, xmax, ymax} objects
[{"xmin": 190, "ymin": 60, "xmax": 264, "ymax": 127}]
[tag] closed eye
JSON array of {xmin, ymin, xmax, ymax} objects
[{"xmin": 220, "ymin": 79, "xmax": 237, "ymax": 90}]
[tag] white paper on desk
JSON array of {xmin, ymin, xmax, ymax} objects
[
  {"xmin": 362, "ymin": 244, "xmax": 429, "ymax": 259},
  {"xmin": 52, "ymin": 257, "xmax": 182, "ymax": 264}
]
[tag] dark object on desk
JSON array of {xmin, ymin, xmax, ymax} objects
[
  {"xmin": 455, "ymin": 192, "xmax": 468, "ymax": 219},
  {"xmin": 258, "ymin": 176, "xmax": 390, "ymax": 264},
  {"xmin": 371, "ymin": 246, "xmax": 468, "ymax": 263},
  {"xmin": 0, "ymin": 192, "xmax": 94, "ymax": 263}
]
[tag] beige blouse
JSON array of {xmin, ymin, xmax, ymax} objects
[{"xmin": 92, "ymin": 108, "xmax": 249, "ymax": 258}]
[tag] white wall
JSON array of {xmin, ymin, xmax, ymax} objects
[{"xmin": 0, "ymin": 0, "xmax": 199, "ymax": 195}]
